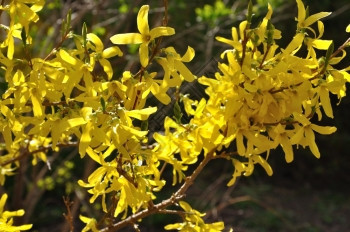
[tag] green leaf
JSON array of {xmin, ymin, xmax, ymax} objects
[
  {"xmin": 100, "ymin": 97, "xmax": 106, "ymax": 112},
  {"xmin": 323, "ymin": 41, "xmax": 334, "ymax": 71},
  {"xmin": 82, "ymin": 22, "xmax": 87, "ymax": 47},
  {"xmin": 21, "ymin": 27, "xmax": 27, "ymax": 46},
  {"xmin": 173, "ymin": 101, "xmax": 183, "ymax": 124}
]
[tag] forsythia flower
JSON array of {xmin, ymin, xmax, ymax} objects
[
  {"xmin": 0, "ymin": 194, "xmax": 32, "ymax": 231},
  {"xmin": 80, "ymin": 215, "xmax": 99, "ymax": 232},
  {"xmin": 164, "ymin": 201, "xmax": 225, "ymax": 231},
  {"xmin": 110, "ymin": 5, "xmax": 175, "ymax": 67}
]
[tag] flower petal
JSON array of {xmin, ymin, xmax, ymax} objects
[
  {"xmin": 149, "ymin": 27, "xmax": 175, "ymax": 39},
  {"xmin": 110, "ymin": 33, "xmax": 143, "ymax": 44},
  {"xmin": 303, "ymin": 12, "xmax": 331, "ymax": 28},
  {"xmin": 87, "ymin": 33, "xmax": 103, "ymax": 52},
  {"xmin": 311, "ymin": 124, "xmax": 337, "ymax": 135},
  {"xmin": 320, "ymin": 86, "xmax": 333, "ymax": 118},
  {"xmin": 283, "ymin": 33, "xmax": 304, "ymax": 54},
  {"xmin": 102, "ymin": 46, "xmax": 123, "ymax": 58},
  {"xmin": 296, "ymin": 0, "xmax": 306, "ymax": 23},
  {"xmin": 99, "ymin": 58, "xmax": 113, "ymax": 80},
  {"xmin": 139, "ymin": 43, "xmax": 149, "ymax": 67},
  {"xmin": 181, "ymin": 46, "xmax": 195, "ymax": 62},
  {"xmin": 280, "ymin": 135, "xmax": 294, "ymax": 163},
  {"xmin": 346, "ymin": 24, "xmax": 350, "ymax": 33},
  {"xmin": 312, "ymin": 39, "xmax": 332, "ymax": 50},
  {"xmin": 137, "ymin": 5, "xmax": 150, "ymax": 35}
]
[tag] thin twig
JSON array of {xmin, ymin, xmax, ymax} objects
[
  {"xmin": 0, "ymin": 142, "xmax": 78, "ymax": 167},
  {"xmin": 63, "ymin": 196, "xmax": 74, "ymax": 232},
  {"xmin": 99, "ymin": 149, "xmax": 216, "ymax": 231}
]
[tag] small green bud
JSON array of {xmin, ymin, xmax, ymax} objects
[
  {"xmin": 82, "ymin": 22, "xmax": 87, "ymax": 47},
  {"xmin": 100, "ymin": 97, "xmax": 106, "ymax": 112},
  {"xmin": 21, "ymin": 27, "xmax": 27, "ymax": 46}
]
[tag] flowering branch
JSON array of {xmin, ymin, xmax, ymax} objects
[{"xmin": 99, "ymin": 150, "xmax": 216, "ymax": 231}]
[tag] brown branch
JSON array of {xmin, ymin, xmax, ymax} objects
[
  {"xmin": 330, "ymin": 37, "xmax": 350, "ymax": 60},
  {"xmin": 205, "ymin": 195, "xmax": 252, "ymax": 218},
  {"xmin": 63, "ymin": 196, "xmax": 74, "ymax": 232},
  {"xmin": 0, "ymin": 0, "xmax": 5, "ymax": 21},
  {"xmin": 240, "ymin": 31, "xmax": 249, "ymax": 67},
  {"xmin": 259, "ymin": 44, "xmax": 271, "ymax": 69},
  {"xmin": 158, "ymin": 209, "xmax": 186, "ymax": 216},
  {"xmin": 99, "ymin": 150, "xmax": 216, "ymax": 232},
  {"xmin": 44, "ymin": 24, "xmax": 71, "ymax": 61},
  {"xmin": 0, "ymin": 142, "xmax": 78, "ymax": 167},
  {"xmin": 116, "ymin": 155, "xmax": 138, "ymax": 188}
]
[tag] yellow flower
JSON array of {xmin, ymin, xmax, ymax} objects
[
  {"xmin": 290, "ymin": 112, "xmax": 337, "ymax": 158},
  {"xmin": 164, "ymin": 201, "xmax": 225, "ymax": 231},
  {"xmin": 110, "ymin": 5, "xmax": 175, "ymax": 67},
  {"xmin": 86, "ymin": 33, "xmax": 123, "ymax": 80},
  {"xmin": 0, "ymin": 24, "xmax": 22, "ymax": 59},
  {"xmin": 296, "ymin": 0, "xmax": 331, "ymax": 29},
  {"xmin": 0, "ymin": 194, "xmax": 32, "ymax": 231},
  {"xmin": 79, "ymin": 215, "xmax": 99, "ymax": 232}
]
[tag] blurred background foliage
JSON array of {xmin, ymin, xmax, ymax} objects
[{"xmin": 1, "ymin": 0, "xmax": 350, "ymax": 231}]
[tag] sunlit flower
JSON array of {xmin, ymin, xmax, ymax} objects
[{"xmin": 110, "ymin": 5, "xmax": 175, "ymax": 67}]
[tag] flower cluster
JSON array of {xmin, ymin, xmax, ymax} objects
[{"xmin": 0, "ymin": 0, "xmax": 349, "ymax": 231}]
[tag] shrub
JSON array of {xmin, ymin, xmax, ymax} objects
[{"xmin": 0, "ymin": 0, "xmax": 349, "ymax": 231}]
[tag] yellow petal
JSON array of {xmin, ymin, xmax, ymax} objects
[
  {"xmin": 305, "ymin": 127, "xmax": 320, "ymax": 158},
  {"xmin": 303, "ymin": 12, "xmax": 331, "ymax": 28},
  {"xmin": 79, "ymin": 122, "xmax": 93, "ymax": 157},
  {"xmin": 236, "ymin": 131, "xmax": 245, "ymax": 156},
  {"xmin": 320, "ymin": 86, "xmax": 333, "ymax": 118},
  {"xmin": 265, "ymin": 3, "xmax": 273, "ymax": 19},
  {"xmin": 296, "ymin": 0, "xmax": 306, "ymax": 23},
  {"xmin": 290, "ymin": 127, "xmax": 304, "ymax": 145},
  {"xmin": 310, "ymin": 124, "xmax": 337, "ymax": 135},
  {"xmin": 2, "ymin": 125, "xmax": 13, "ymax": 150},
  {"xmin": 137, "ymin": 5, "xmax": 150, "ymax": 35},
  {"xmin": 194, "ymin": 98, "xmax": 206, "ymax": 117},
  {"xmin": 239, "ymin": 20, "xmax": 248, "ymax": 39},
  {"xmin": 110, "ymin": 33, "xmax": 143, "ymax": 44},
  {"xmin": 149, "ymin": 27, "xmax": 175, "ymax": 39},
  {"xmin": 99, "ymin": 58, "xmax": 113, "ymax": 80},
  {"xmin": 17, "ymin": 2, "xmax": 39, "ymax": 22},
  {"xmin": 179, "ymin": 201, "xmax": 192, "ymax": 211},
  {"xmin": 114, "ymin": 186, "xmax": 127, "ymax": 217},
  {"xmin": 31, "ymin": 90, "xmax": 43, "ymax": 117},
  {"xmin": 231, "ymin": 26, "xmax": 239, "ymax": 41},
  {"xmin": 102, "ymin": 46, "xmax": 123, "ymax": 58},
  {"xmin": 139, "ymin": 43, "xmax": 149, "ymax": 67},
  {"xmin": 183, "ymin": 96, "xmax": 196, "ymax": 115},
  {"xmin": 280, "ymin": 135, "xmax": 294, "ymax": 163},
  {"xmin": 181, "ymin": 46, "xmax": 195, "ymax": 62},
  {"xmin": 59, "ymin": 49, "xmax": 77, "ymax": 66},
  {"xmin": 283, "ymin": 33, "xmax": 304, "ymax": 54},
  {"xmin": 120, "ymin": 125, "xmax": 148, "ymax": 137},
  {"xmin": 174, "ymin": 60, "xmax": 195, "ymax": 82},
  {"xmin": 155, "ymin": 92, "xmax": 171, "ymax": 105},
  {"xmin": 164, "ymin": 224, "xmax": 182, "ymax": 230},
  {"xmin": 312, "ymin": 39, "xmax": 332, "ymax": 50},
  {"xmin": 87, "ymin": 33, "xmax": 103, "ymax": 51},
  {"xmin": 346, "ymin": 24, "xmax": 350, "ymax": 33},
  {"xmin": 293, "ymin": 112, "xmax": 310, "ymax": 126},
  {"xmin": 31, "ymin": 0, "xmax": 45, "ymax": 12},
  {"xmin": 318, "ymin": 21, "xmax": 325, "ymax": 37},
  {"xmin": 252, "ymin": 155, "xmax": 273, "ymax": 176},
  {"xmin": 125, "ymin": 107, "xmax": 157, "ymax": 120},
  {"xmin": 67, "ymin": 117, "xmax": 87, "ymax": 128}
]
